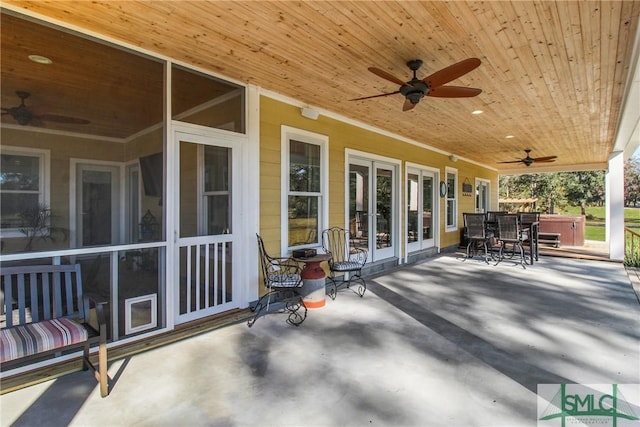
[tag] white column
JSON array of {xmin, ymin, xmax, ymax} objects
[{"xmin": 606, "ymin": 151, "xmax": 625, "ymax": 260}]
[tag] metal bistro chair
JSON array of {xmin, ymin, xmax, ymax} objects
[
  {"xmin": 248, "ymin": 235, "xmax": 307, "ymax": 327},
  {"xmin": 322, "ymin": 227, "xmax": 368, "ymax": 299},
  {"xmin": 496, "ymin": 214, "xmax": 528, "ymax": 268},
  {"xmin": 463, "ymin": 213, "xmax": 492, "ymax": 263}
]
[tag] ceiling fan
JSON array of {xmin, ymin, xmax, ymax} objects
[
  {"xmin": 350, "ymin": 58, "xmax": 482, "ymax": 111},
  {"xmin": 1, "ymin": 91, "xmax": 90, "ymax": 126},
  {"xmin": 498, "ymin": 149, "xmax": 558, "ymax": 167}
]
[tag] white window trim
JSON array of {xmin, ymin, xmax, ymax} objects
[
  {"xmin": 445, "ymin": 166, "xmax": 458, "ymax": 231},
  {"xmin": 0, "ymin": 146, "xmax": 50, "ymax": 238},
  {"xmin": 281, "ymin": 125, "xmax": 328, "ymax": 255}
]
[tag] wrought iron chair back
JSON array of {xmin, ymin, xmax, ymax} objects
[
  {"xmin": 249, "ymin": 234, "xmax": 307, "ymax": 327},
  {"xmin": 322, "ymin": 227, "xmax": 367, "ymax": 299}
]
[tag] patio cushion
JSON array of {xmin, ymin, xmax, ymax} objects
[
  {"xmin": 267, "ymin": 273, "xmax": 302, "ymax": 288},
  {"xmin": 0, "ymin": 317, "xmax": 88, "ymax": 363},
  {"xmin": 331, "ymin": 261, "xmax": 363, "ymax": 272}
]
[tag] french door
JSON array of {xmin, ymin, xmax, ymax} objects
[
  {"xmin": 407, "ymin": 167, "xmax": 436, "ymax": 252},
  {"xmin": 348, "ymin": 157, "xmax": 397, "ymax": 262},
  {"xmin": 174, "ymin": 130, "xmax": 240, "ymax": 324}
]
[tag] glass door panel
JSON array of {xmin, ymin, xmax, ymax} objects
[
  {"xmin": 349, "ymin": 163, "xmax": 370, "ymax": 251},
  {"xmin": 375, "ymin": 166, "xmax": 394, "ymax": 258},
  {"xmin": 407, "ymin": 168, "xmax": 435, "ymax": 253},
  {"xmin": 407, "ymin": 173, "xmax": 419, "ymax": 244},
  {"xmin": 476, "ymin": 179, "xmax": 490, "ymax": 213},
  {"xmin": 422, "ymin": 174, "xmax": 435, "ymax": 246},
  {"xmin": 349, "ymin": 158, "xmax": 396, "ymax": 262},
  {"xmin": 76, "ymin": 164, "xmax": 120, "ymax": 247}
]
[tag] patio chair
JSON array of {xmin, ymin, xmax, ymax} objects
[
  {"xmin": 248, "ymin": 234, "xmax": 307, "ymax": 327},
  {"xmin": 322, "ymin": 227, "xmax": 368, "ymax": 299},
  {"xmin": 463, "ymin": 213, "xmax": 491, "ymax": 263},
  {"xmin": 518, "ymin": 212, "xmax": 540, "ymax": 263},
  {"xmin": 496, "ymin": 214, "xmax": 527, "ymax": 268},
  {"xmin": 485, "ymin": 211, "xmax": 507, "ymax": 236}
]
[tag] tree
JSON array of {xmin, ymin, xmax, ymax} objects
[
  {"xmin": 499, "ymin": 173, "xmax": 565, "ymax": 213},
  {"xmin": 625, "ymin": 156, "xmax": 640, "ymax": 207},
  {"xmin": 562, "ymin": 170, "xmax": 605, "ymax": 215},
  {"xmin": 499, "ymin": 171, "xmax": 605, "ymax": 214}
]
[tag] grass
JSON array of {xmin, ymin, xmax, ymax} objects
[{"xmin": 556, "ymin": 205, "xmax": 640, "ymax": 241}]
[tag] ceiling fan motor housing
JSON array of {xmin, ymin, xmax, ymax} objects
[
  {"xmin": 9, "ymin": 106, "xmax": 33, "ymax": 125},
  {"xmin": 400, "ymin": 81, "xmax": 428, "ymax": 104}
]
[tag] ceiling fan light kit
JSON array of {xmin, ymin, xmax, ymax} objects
[{"xmin": 351, "ymin": 57, "xmax": 482, "ymax": 111}]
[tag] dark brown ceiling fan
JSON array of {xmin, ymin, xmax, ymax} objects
[
  {"xmin": 498, "ymin": 149, "xmax": 557, "ymax": 167},
  {"xmin": 1, "ymin": 91, "xmax": 90, "ymax": 126},
  {"xmin": 350, "ymin": 58, "xmax": 482, "ymax": 111}
]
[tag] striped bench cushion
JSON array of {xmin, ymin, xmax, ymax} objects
[{"xmin": 0, "ymin": 318, "xmax": 88, "ymax": 363}]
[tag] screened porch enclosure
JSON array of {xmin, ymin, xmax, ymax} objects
[{"xmin": 0, "ymin": 12, "xmax": 246, "ymax": 345}]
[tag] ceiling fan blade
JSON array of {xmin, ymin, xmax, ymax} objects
[
  {"xmin": 532, "ymin": 156, "xmax": 557, "ymax": 162},
  {"xmin": 427, "ymin": 86, "xmax": 482, "ymax": 98},
  {"xmin": 402, "ymin": 98, "xmax": 417, "ymax": 111},
  {"xmin": 497, "ymin": 160, "xmax": 525, "ymax": 164},
  {"xmin": 37, "ymin": 113, "xmax": 90, "ymax": 125},
  {"xmin": 423, "ymin": 58, "xmax": 481, "ymax": 89},
  {"xmin": 368, "ymin": 67, "xmax": 410, "ymax": 87},
  {"xmin": 349, "ymin": 91, "xmax": 400, "ymax": 101}
]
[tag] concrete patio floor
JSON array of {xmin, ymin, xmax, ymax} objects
[{"xmin": 1, "ymin": 254, "xmax": 639, "ymax": 427}]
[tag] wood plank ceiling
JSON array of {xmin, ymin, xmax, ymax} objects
[{"xmin": 1, "ymin": 1, "xmax": 639, "ymax": 172}]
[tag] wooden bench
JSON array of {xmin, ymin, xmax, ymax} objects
[
  {"xmin": 0, "ymin": 264, "xmax": 109, "ymax": 397},
  {"xmin": 538, "ymin": 232, "xmax": 561, "ymax": 248}
]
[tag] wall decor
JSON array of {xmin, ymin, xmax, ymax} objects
[{"xmin": 462, "ymin": 177, "xmax": 474, "ymax": 196}]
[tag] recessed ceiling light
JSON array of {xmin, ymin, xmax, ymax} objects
[
  {"xmin": 28, "ymin": 55, "xmax": 52, "ymax": 64},
  {"xmin": 471, "ymin": 110, "xmax": 483, "ymax": 115},
  {"xmin": 505, "ymin": 135, "xmax": 515, "ymax": 139}
]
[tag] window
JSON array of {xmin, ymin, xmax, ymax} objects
[
  {"xmin": 282, "ymin": 127, "xmax": 328, "ymax": 251},
  {"xmin": 0, "ymin": 147, "xmax": 49, "ymax": 238},
  {"xmin": 445, "ymin": 167, "xmax": 458, "ymax": 230}
]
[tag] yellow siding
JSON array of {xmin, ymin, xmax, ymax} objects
[{"xmin": 259, "ymin": 96, "xmax": 499, "ymax": 254}]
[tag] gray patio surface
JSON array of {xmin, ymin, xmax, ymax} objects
[{"xmin": 2, "ymin": 254, "xmax": 639, "ymax": 427}]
